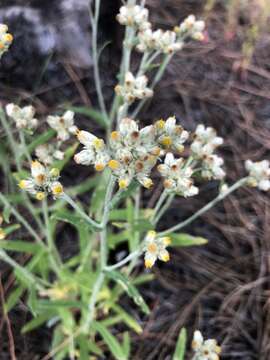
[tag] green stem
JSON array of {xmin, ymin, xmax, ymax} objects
[
  {"xmin": 62, "ymin": 193, "xmax": 102, "ymax": 230},
  {"xmin": 159, "ymin": 178, "xmax": 248, "ymax": 236},
  {"xmin": 89, "ymin": 0, "xmax": 109, "ymax": 124},
  {"xmin": 105, "ymin": 250, "xmax": 140, "ymax": 271},
  {"xmin": 150, "ymin": 189, "xmax": 168, "ymax": 223},
  {"xmin": 0, "ymin": 192, "xmax": 43, "ymax": 246},
  {"xmin": 153, "ymin": 193, "xmax": 175, "ymax": 226}
]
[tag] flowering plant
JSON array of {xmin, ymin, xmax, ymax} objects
[{"xmin": 0, "ymin": 1, "xmax": 269, "ymax": 359}]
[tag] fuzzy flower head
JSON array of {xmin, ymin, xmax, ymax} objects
[
  {"xmin": 74, "ymin": 130, "xmax": 110, "ymax": 171},
  {"xmin": 176, "ymin": 15, "xmax": 205, "ymax": 41},
  {"xmin": 6, "ymin": 103, "xmax": 38, "ymax": 131},
  {"xmin": 0, "ymin": 24, "xmax": 13, "ymax": 58},
  {"xmin": 137, "ymin": 29, "xmax": 183, "ymax": 54},
  {"xmin": 115, "ymin": 72, "xmax": 153, "ymax": 104},
  {"xmin": 109, "ymin": 118, "xmax": 159, "ymax": 189},
  {"xmin": 192, "ymin": 330, "xmax": 221, "ymax": 360},
  {"xmin": 0, "ymin": 214, "xmax": 5, "ymax": 240},
  {"xmin": 35, "ymin": 144, "xmax": 64, "ymax": 165},
  {"xmin": 47, "ymin": 110, "xmax": 78, "ymax": 142},
  {"xmin": 191, "ymin": 124, "xmax": 225, "ymax": 180},
  {"xmin": 245, "ymin": 160, "xmax": 270, "ymax": 191},
  {"xmin": 18, "ymin": 161, "xmax": 63, "ymax": 200},
  {"xmin": 155, "ymin": 117, "xmax": 189, "ymax": 153},
  {"xmin": 143, "ymin": 230, "xmax": 171, "ymax": 268},
  {"xmin": 158, "ymin": 153, "xmax": 198, "ymax": 196},
  {"xmin": 116, "ymin": 4, "xmax": 150, "ymax": 29}
]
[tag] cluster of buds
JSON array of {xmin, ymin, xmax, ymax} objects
[
  {"xmin": 158, "ymin": 153, "xmax": 198, "ymax": 197},
  {"xmin": 115, "ymin": 72, "xmax": 153, "ymax": 104},
  {"xmin": 143, "ymin": 230, "xmax": 171, "ymax": 268},
  {"xmin": 245, "ymin": 160, "xmax": 270, "ymax": 191},
  {"xmin": 192, "ymin": 330, "xmax": 221, "ymax": 360},
  {"xmin": 47, "ymin": 110, "xmax": 78, "ymax": 142},
  {"xmin": 175, "ymin": 15, "xmax": 205, "ymax": 41},
  {"xmin": 35, "ymin": 144, "xmax": 64, "ymax": 166},
  {"xmin": 0, "ymin": 24, "xmax": 13, "ymax": 58},
  {"xmin": 18, "ymin": 161, "xmax": 63, "ymax": 200},
  {"xmin": 116, "ymin": 4, "xmax": 150, "ymax": 30},
  {"xmin": 191, "ymin": 125, "xmax": 225, "ymax": 180},
  {"xmin": 137, "ymin": 28, "xmax": 183, "ymax": 54},
  {"xmin": 74, "ymin": 116, "xmax": 194, "ymax": 191},
  {"xmin": 6, "ymin": 103, "xmax": 38, "ymax": 131}
]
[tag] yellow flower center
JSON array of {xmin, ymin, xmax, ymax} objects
[
  {"xmin": 50, "ymin": 168, "xmax": 60, "ymax": 177},
  {"xmin": 110, "ymin": 131, "xmax": 120, "ymax": 141},
  {"xmin": 118, "ymin": 179, "xmax": 129, "ymax": 189},
  {"xmin": 3, "ymin": 33, "xmax": 13, "ymax": 43},
  {"xmin": 147, "ymin": 242, "xmax": 157, "ymax": 254},
  {"xmin": 161, "ymin": 136, "xmax": 172, "ymax": 147},
  {"xmin": 143, "ymin": 178, "xmax": 153, "ymax": 189},
  {"xmin": 145, "ymin": 259, "xmax": 154, "ymax": 269},
  {"xmin": 160, "ymin": 252, "xmax": 170, "ymax": 262},
  {"xmin": 52, "ymin": 184, "xmax": 63, "ymax": 196},
  {"xmin": 0, "ymin": 228, "xmax": 6, "ymax": 240},
  {"xmin": 0, "ymin": 42, "xmax": 4, "ymax": 49},
  {"xmin": 108, "ymin": 159, "xmax": 120, "ymax": 170},
  {"xmin": 18, "ymin": 180, "xmax": 27, "ymax": 189},
  {"xmin": 93, "ymin": 138, "xmax": 104, "ymax": 150},
  {"xmin": 155, "ymin": 119, "xmax": 165, "ymax": 129},
  {"xmin": 162, "ymin": 237, "xmax": 171, "ymax": 246},
  {"xmin": 36, "ymin": 192, "xmax": 46, "ymax": 201},
  {"xmin": 95, "ymin": 163, "xmax": 105, "ymax": 172}
]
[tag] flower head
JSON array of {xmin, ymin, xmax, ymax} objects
[
  {"xmin": 6, "ymin": 103, "xmax": 38, "ymax": 131},
  {"xmin": 35, "ymin": 144, "xmax": 64, "ymax": 165},
  {"xmin": 143, "ymin": 230, "xmax": 171, "ymax": 268},
  {"xmin": 116, "ymin": 5, "xmax": 149, "ymax": 29},
  {"xmin": 47, "ymin": 110, "xmax": 78, "ymax": 141},
  {"xmin": 115, "ymin": 72, "xmax": 153, "ymax": 104},
  {"xmin": 18, "ymin": 161, "xmax": 63, "ymax": 200},
  {"xmin": 0, "ymin": 24, "xmax": 13, "ymax": 58},
  {"xmin": 158, "ymin": 153, "xmax": 198, "ymax": 196},
  {"xmin": 74, "ymin": 130, "xmax": 109, "ymax": 171},
  {"xmin": 245, "ymin": 160, "xmax": 270, "ymax": 191},
  {"xmin": 192, "ymin": 330, "xmax": 221, "ymax": 360},
  {"xmin": 177, "ymin": 15, "xmax": 205, "ymax": 41}
]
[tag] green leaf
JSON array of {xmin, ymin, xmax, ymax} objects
[
  {"xmin": 4, "ymin": 285, "xmax": 24, "ymax": 313},
  {"xmin": 122, "ymin": 332, "xmax": 131, "ymax": 359},
  {"xmin": 170, "ymin": 233, "xmax": 208, "ymax": 247},
  {"xmin": 108, "ymin": 230, "xmax": 129, "ymax": 249},
  {"xmin": 92, "ymin": 321, "xmax": 127, "ymax": 360},
  {"xmin": 27, "ymin": 129, "xmax": 56, "ymax": 154},
  {"xmin": 2, "ymin": 224, "xmax": 20, "ymax": 235},
  {"xmin": 3, "ymin": 204, "xmax": 11, "ymax": 223},
  {"xmin": 67, "ymin": 106, "xmax": 107, "ymax": 128},
  {"xmin": 90, "ymin": 170, "xmax": 111, "ymax": 217},
  {"xmin": 111, "ymin": 304, "xmax": 142, "ymax": 334},
  {"xmin": 52, "ymin": 209, "xmax": 94, "ymax": 231},
  {"xmin": 22, "ymin": 311, "xmax": 55, "ymax": 333},
  {"xmin": 173, "ymin": 327, "xmax": 187, "ymax": 360},
  {"xmin": 105, "ymin": 270, "xmax": 149, "ymax": 315},
  {"xmin": 0, "ymin": 239, "xmax": 43, "ymax": 253}
]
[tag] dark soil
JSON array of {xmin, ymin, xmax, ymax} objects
[{"xmin": 1, "ymin": 0, "xmax": 270, "ymax": 359}]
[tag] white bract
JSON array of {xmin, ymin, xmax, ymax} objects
[
  {"xmin": 115, "ymin": 72, "xmax": 153, "ymax": 104},
  {"xmin": 156, "ymin": 117, "xmax": 189, "ymax": 153},
  {"xmin": 74, "ymin": 130, "xmax": 109, "ymax": 171},
  {"xmin": 192, "ymin": 330, "xmax": 221, "ymax": 360},
  {"xmin": 143, "ymin": 230, "xmax": 171, "ymax": 268},
  {"xmin": 116, "ymin": 4, "xmax": 149, "ymax": 29},
  {"xmin": 6, "ymin": 103, "xmax": 38, "ymax": 131},
  {"xmin": 0, "ymin": 24, "xmax": 13, "ymax": 58},
  {"xmin": 245, "ymin": 160, "xmax": 270, "ymax": 191},
  {"xmin": 137, "ymin": 29, "xmax": 183, "ymax": 54},
  {"xmin": 158, "ymin": 153, "xmax": 198, "ymax": 197},
  {"xmin": 47, "ymin": 110, "xmax": 78, "ymax": 141},
  {"xmin": 18, "ymin": 161, "xmax": 63, "ymax": 200},
  {"xmin": 177, "ymin": 15, "xmax": 205, "ymax": 41},
  {"xmin": 35, "ymin": 144, "xmax": 64, "ymax": 165}
]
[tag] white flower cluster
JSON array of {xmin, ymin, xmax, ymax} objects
[
  {"xmin": 192, "ymin": 330, "xmax": 221, "ymax": 360},
  {"xmin": 116, "ymin": 5, "xmax": 205, "ymax": 54},
  {"xmin": 158, "ymin": 153, "xmax": 198, "ymax": 197},
  {"xmin": 116, "ymin": 4, "xmax": 150, "ymax": 30},
  {"xmin": 47, "ymin": 110, "xmax": 78, "ymax": 142},
  {"xmin": 176, "ymin": 15, "xmax": 206, "ymax": 41},
  {"xmin": 6, "ymin": 104, "xmax": 38, "ymax": 131},
  {"xmin": 115, "ymin": 72, "xmax": 153, "ymax": 104},
  {"xmin": 143, "ymin": 230, "xmax": 171, "ymax": 268},
  {"xmin": 19, "ymin": 161, "xmax": 63, "ymax": 200},
  {"xmin": 35, "ymin": 144, "xmax": 64, "ymax": 166},
  {"xmin": 245, "ymin": 160, "xmax": 270, "ymax": 191},
  {"xmin": 191, "ymin": 125, "xmax": 225, "ymax": 180},
  {"xmin": 0, "ymin": 24, "xmax": 13, "ymax": 58},
  {"xmin": 74, "ymin": 116, "xmax": 193, "ymax": 191}
]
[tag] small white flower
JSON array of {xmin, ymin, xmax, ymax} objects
[
  {"xmin": 116, "ymin": 5, "xmax": 149, "ymax": 29},
  {"xmin": 177, "ymin": 15, "xmax": 205, "ymax": 41},
  {"xmin": 157, "ymin": 116, "xmax": 189, "ymax": 152},
  {"xmin": 245, "ymin": 159, "xmax": 270, "ymax": 191},
  {"xmin": 47, "ymin": 110, "xmax": 77, "ymax": 141},
  {"xmin": 192, "ymin": 330, "xmax": 221, "ymax": 360},
  {"xmin": 115, "ymin": 72, "xmax": 153, "ymax": 104},
  {"xmin": 0, "ymin": 24, "xmax": 13, "ymax": 58},
  {"xmin": 158, "ymin": 153, "xmax": 198, "ymax": 197},
  {"xmin": 74, "ymin": 130, "xmax": 109, "ymax": 171},
  {"xmin": 143, "ymin": 230, "xmax": 171, "ymax": 268},
  {"xmin": 18, "ymin": 161, "xmax": 63, "ymax": 200},
  {"xmin": 201, "ymin": 155, "xmax": 226, "ymax": 180},
  {"xmin": 191, "ymin": 125, "xmax": 223, "ymax": 157},
  {"xmin": 6, "ymin": 103, "xmax": 38, "ymax": 131},
  {"xmin": 35, "ymin": 144, "xmax": 64, "ymax": 165}
]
